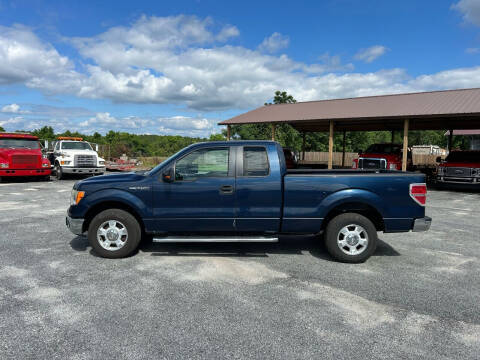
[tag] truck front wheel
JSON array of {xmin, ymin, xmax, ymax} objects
[
  {"xmin": 325, "ymin": 213, "xmax": 377, "ymax": 263},
  {"xmin": 88, "ymin": 209, "xmax": 141, "ymax": 258},
  {"xmin": 55, "ymin": 164, "xmax": 64, "ymax": 180}
]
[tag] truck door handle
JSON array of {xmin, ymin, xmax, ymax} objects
[{"xmin": 219, "ymin": 185, "xmax": 234, "ymax": 194}]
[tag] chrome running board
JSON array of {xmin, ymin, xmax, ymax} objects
[{"xmin": 152, "ymin": 236, "xmax": 279, "ymax": 243}]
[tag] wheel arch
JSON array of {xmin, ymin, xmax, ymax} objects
[
  {"xmin": 82, "ymin": 200, "xmax": 145, "ymax": 234},
  {"xmin": 321, "ymin": 201, "xmax": 384, "ymax": 232}
]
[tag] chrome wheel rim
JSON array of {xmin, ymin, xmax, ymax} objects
[
  {"xmin": 337, "ymin": 224, "xmax": 369, "ymax": 256},
  {"xmin": 97, "ymin": 220, "xmax": 128, "ymax": 251}
]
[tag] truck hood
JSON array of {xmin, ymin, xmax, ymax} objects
[
  {"xmin": 439, "ymin": 162, "xmax": 480, "ymax": 168},
  {"xmin": 0, "ymin": 148, "xmax": 43, "ymax": 168},
  {"xmin": 75, "ymin": 172, "xmax": 146, "ymax": 188},
  {"xmin": 0, "ymin": 148, "xmax": 42, "ymax": 158},
  {"xmin": 359, "ymin": 153, "xmax": 401, "ymax": 161},
  {"xmin": 62, "ymin": 150, "xmax": 98, "ymax": 156}
]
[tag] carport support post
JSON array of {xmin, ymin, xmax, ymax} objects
[
  {"xmin": 448, "ymin": 129, "xmax": 453, "ymax": 151},
  {"xmin": 328, "ymin": 120, "xmax": 334, "ymax": 169},
  {"xmin": 402, "ymin": 118, "xmax": 409, "ymax": 171},
  {"xmin": 227, "ymin": 125, "xmax": 231, "ymax": 141},
  {"xmin": 302, "ymin": 132, "xmax": 306, "ymax": 160},
  {"xmin": 391, "ymin": 130, "xmax": 395, "ymax": 143},
  {"xmin": 341, "ymin": 130, "xmax": 346, "ymax": 167},
  {"xmin": 271, "ymin": 123, "xmax": 276, "ymax": 141}
]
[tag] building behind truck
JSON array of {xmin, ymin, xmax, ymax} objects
[{"xmin": 0, "ymin": 133, "xmax": 51, "ymax": 180}]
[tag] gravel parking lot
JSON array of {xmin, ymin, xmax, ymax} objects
[{"xmin": 0, "ymin": 176, "xmax": 479, "ymax": 359}]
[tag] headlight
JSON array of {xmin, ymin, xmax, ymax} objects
[
  {"xmin": 42, "ymin": 163, "xmax": 50, "ymax": 168},
  {"xmin": 389, "ymin": 163, "xmax": 397, "ymax": 170},
  {"xmin": 438, "ymin": 167, "xmax": 445, "ymax": 175},
  {"xmin": 60, "ymin": 160, "xmax": 71, "ymax": 165},
  {"xmin": 99, "ymin": 160, "xmax": 105, "ymax": 166},
  {"xmin": 475, "ymin": 168, "xmax": 480, "ymax": 177},
  {"xmin": 70, "ymin": 189, "xmax": 85, "ymax": 205},
  {"xmin": 0, "ymin": 163, "xmax": 8, "ymax": 168}
]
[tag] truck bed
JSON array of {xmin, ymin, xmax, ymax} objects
[{"xmin": 282, "ymin": 169, "xmax": 426, "ymax": 234}]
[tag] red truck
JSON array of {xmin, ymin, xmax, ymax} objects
[
  {"xmin": 352, "ymin": 143, "xmax": 412, "ymax": 171},
  {"xmin": 0, "ymin": 133, "xmax": 51, "ymax": 180},
  {"xmin": 437, "ymin": 150, "xmax": 480, "ymax": 185}
]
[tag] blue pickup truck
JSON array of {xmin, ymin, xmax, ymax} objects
[{"xmin": 66, "ymin": 141, "xmax": 431, "ymax": 263}]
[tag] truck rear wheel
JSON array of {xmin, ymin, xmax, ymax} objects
[
  {"xmin": 88, "ymin": 209, "xmax": 141, "ymax": 258},
  {"xmin": 325, "ymin": 213, "xmax": 377, "ymax": 263}
]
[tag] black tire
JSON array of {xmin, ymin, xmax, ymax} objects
[
  {"xmin": 55, "ymin": 164, "xmax": 64, "ymax": 180},
  {"xmin": 325, "ymin": 213, "xmax": 377, "ymax": 263},
  {"xmin": 42, "ymin": 175, "xmax": 51, "ymax": 181},
  {"xmin": 88, "ymin": 209, "xmax": 141, "ymax": 259}
]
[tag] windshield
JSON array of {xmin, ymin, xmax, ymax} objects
[
  {"xmin": 145, "ymin": 146, "xmax": 192, "ymax": 175},
  {"xmin": 365, "ymin": 144, "xmax": 401, "ymax": 154},
  {"xmin": 61, "ymin": 142, "xmax": 92, "ymax": 150},
  {"xmin": 0, "ymin": 138, "xmax": 40, "ymax": 149},
  {"xmin": 445, "ymin": 151, "xmax": 480, "ymax": 163}
]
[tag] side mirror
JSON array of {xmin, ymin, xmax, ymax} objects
[
  {"xmin": 95, "ymin": 144, "xmax": 99, "ymax": 152},
  {"xmin": 436, "ymin": 156, "xmax": 442, "ymax": 163},
  {"xmin": 162, "ymin": 167, "xmax": 174, "ymax": 183}
]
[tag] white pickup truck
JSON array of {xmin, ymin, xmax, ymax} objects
[{"xmin": 47, "ymin": 137, "xmax": 106, "ymax": 180}]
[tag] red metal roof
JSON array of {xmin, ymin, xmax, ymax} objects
[
  {"xmin": 445, "ymin": 129, "xmax": 480, "ymax": 135},
  {"xmin": 219, "ymin": 88, "xmax": 480, "ymax": 132}
]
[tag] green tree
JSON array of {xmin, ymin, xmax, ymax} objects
[
  {"xmin": 232, "ymin": 90, "xmax": 302, "ymax": 150},
  {"xmin": 0, "ymin": 126, "xmax": 5, "ymax": 132},
  {"xmin": 32, "ymin": 126, "xmax": 55, "ymax": 140}
]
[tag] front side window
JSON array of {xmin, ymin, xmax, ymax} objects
[
  {"xmin": 175, "ymin": 148, "xmax": 229, "ymax": 180},
  {"xmin": 243, "ymin": 147, "xmax": 269, "ymax": 176},
  {"xmin": 61, "ymin": 142, "xmax": 93, "ymax": 150}
]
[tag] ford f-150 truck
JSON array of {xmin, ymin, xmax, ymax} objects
[
  {"xmin": 437, "ymin": 150, "xmax": 480, "ymax": 185},
  {"xmin": 0, "ymin": 132, "xmax": 51, "ymax": 180},
  {"xmin": 66, "ymin": 141, "xmax": 431, "ymax": 263}
]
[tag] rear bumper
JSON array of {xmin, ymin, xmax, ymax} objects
[
  {"xmin": 0, "ymin": 168, "xmax": 51, "ymax": 177},
  {"xmin": 412, "ymin": 216, "xmax": 432, "ymax": 232},
  {"xmin": 66, "ymin": 215, "xmax": 85, "ymax": 236},
  {"xmin": 62, "ymin": 167, "xmax": 105, "ymax": 174}
]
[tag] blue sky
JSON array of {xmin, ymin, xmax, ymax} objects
[{"xmin": 1, "ymin": 0, "xmax": 480, "ymax": 137}]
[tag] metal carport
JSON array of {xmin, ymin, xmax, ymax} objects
[{"xmin": 219, "ymin": 88, "xmax": 480, "ymax": 170}]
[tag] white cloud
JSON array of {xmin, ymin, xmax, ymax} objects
[
  {"xmin": 2, "ymin": 103, "xmax": 20, "ymax": 113},
  {"xmin": 0, "ymin": 24, "xmax": 78, "ymax": 87},
  {"xmin": 466, "ymin": 47, "xmax": 480, "ymax": 53},
  {"xmin": 258, "ymin": 32, "xmax": 290, "ymax": 53},
  {"xmin": 354, "ymin": 45, "xmax": 388, "ymax": 63},
  {"xmin": 1, "ymin": 16, "xmax": 480, "ymax": 116},
  {"xmin": 0, "ymin": 116, "xmax": 24, "ymax": 127},
  {"xmin": 216, "ymin": 25, "xmax": 240, "ymax": 42},
  {"xmin": 452, "ymin": 0, "xmax": 480, "ymax": 26}
]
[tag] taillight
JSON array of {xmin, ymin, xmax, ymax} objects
[{"xmin": 410, "ymin": 183, "xmax": 427, "ymax": 206}]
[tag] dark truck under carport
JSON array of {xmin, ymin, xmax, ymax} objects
[{"xmin": 66, "ymin": 141, "xmax": 431, "ymax": 263}]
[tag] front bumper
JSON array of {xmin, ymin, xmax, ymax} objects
[
  {"xmin": 62, "ymin": 167, "xmax": 105, "ymax": 175},
  {"xmin": 437, "ymin": 176, "xmax": 480, "ymax": 184},
  {"xmin": 66, "ymin": 215, "xmax": 85, "ymax": 236},
  {"xmin": 0, "ymin": 168, "xmax": 51, "ymax": 177},
  {"xmin": 412, "ymin": 216, "xmax": 432, "ymax": 232}
]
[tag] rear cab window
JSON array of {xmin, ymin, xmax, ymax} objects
[{"xmin": 243, "ymin": 147, "xmax": 269, "ymax": 176}]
